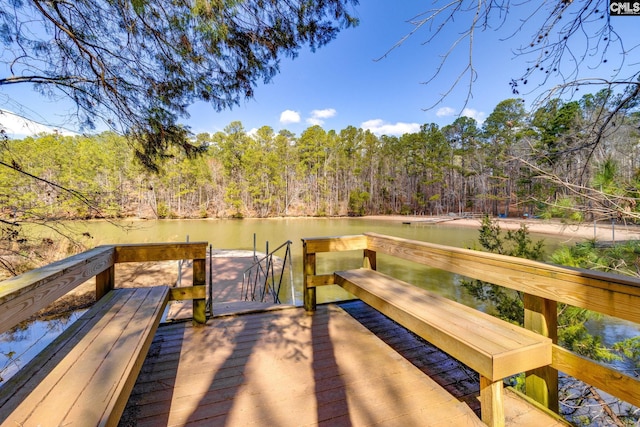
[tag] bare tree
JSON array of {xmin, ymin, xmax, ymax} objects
[
  {"xmin": 380, "ymin": 1, "xmax": 639, "ymax": 147},
  {"xmin": 381, "ymin": 1, "xmax": 640, "ymax": 220}
]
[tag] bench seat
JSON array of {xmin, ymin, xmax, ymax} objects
[
  {"xmin": 334, "ymin": 268, "xmax": 552, "ymax": 426},
  {"xmin": 0, "ymin": 286, "xmax": 169, "ymax": 427}
]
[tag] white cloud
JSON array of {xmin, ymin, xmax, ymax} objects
[
  {"xmin": 279, "ymin": 109, "xmax": 301, "ymax": 124},
  {"xmin": 311, "ymin": 108, "xmax": 336, "ymax": 120},
  {"xmin": 436, "ymin": 107, "xmax": 456, "ymax": 117},
  {"xmin": 305, "ymin": 117, "xmax": 324, "ymax": 126},
  {"xmin": 436, "ymin": 106, "xmax": 486, "ymax": 124},
  {"xmin": 0, "ymin": 110, "xmax": 78, "ymax": 137},
  {"xmin": 461, "ymin": 108, "xmax": 486, "ymax": 124},
  {"xmin": 361, "ymin": 119, "xmax": 421, "ymax": 137},
  {"xmin": 305, "ymin": 108, "xmax": 337, "ymax": 126}
]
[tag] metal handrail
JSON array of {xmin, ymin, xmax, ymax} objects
[{"xmin": 241, "ymin": 240, "xmax": 293, "ymax": 304}]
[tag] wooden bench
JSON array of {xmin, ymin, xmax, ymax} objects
[
  {"xmin": 0, "ymin": 286, "xmax": 169, "ymax": 427},
  {"xmin": 304, "ymin": 232, "xmax": 640, "ymax": 425},
  {"xmin": 333, "ymin": 268, "xmax": 552, "ymax": 427}
]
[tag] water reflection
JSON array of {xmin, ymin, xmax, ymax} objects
[
  {"xmin": 0, "ymin": 311, "xmax": 86, "ymax": 384},
  {"xmin": 75, "ymin": 217, "xmax": 568, "ymax": 306}
]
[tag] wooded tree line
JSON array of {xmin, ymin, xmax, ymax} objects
[{"xmin": 1, "ymin": 90, "xmax": 639, "ymax": 222}]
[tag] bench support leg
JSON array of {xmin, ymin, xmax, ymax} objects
[{"xmin": 480, "ymin": 376, "xmax": 504, "ymax": 427}]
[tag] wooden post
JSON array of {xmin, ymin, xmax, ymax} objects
[
  {"xmin": 192, "ymin": 257, "xmax": 207, "ymax": 325},
  {"xmin": 363, "ymin": 249, "xmax": 376, "ymax": 270},
  {"xmin": 303, "ymin": 241, "xmax": 316, "ymax": 313},
  {"xmin": 524, "ymin": 293, "xmax": 558, "ymax": 412},
  {"xmin": 95, "ymin": 265, "xmax": 114, "ymax": 300},
  {"xmin": 480, "ymin": 376, "xmax": 505, "ymax": 427}
]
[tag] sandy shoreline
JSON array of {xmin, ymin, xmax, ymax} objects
[{"xmin": 362, "ymin": 215, "xmax": 640, "ymax": 242}]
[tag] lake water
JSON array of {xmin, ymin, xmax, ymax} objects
[
  {"xmin": 1, "ymin": 217, "xmax": 637, "ymax": 384},
  {"xmin": 78, "ymin": 217, "xmax": 566, "ymax": 305}
]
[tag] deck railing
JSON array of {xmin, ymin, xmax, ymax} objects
[
  {"xmin": 302, "ymin": 232, "xmax": 640, "ymax": 415},
  {"xmin": 0, "ymin": 242, "xmax": 208, "ymax": 335}
]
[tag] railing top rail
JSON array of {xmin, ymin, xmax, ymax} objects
[
  {"xmin": 113, "ymin": 241, "xmax": 208, "ymax": 263},
  {"xmin": 0, "ymin": 241, "xmax": 209, "ymax": 334},
  {"xmin": 0, "ymin": 245, "xmax": 116, "ymax": 303},
  {"xmin": 302, "ymin": 234, "xmax": 367, "ymax": 253},
  {"xmin": 303, "ymin": 232, "xmax": 640, "ymax": 324},
  {"xmin": 365, "ymin": 232, "xmax": 640, "ymax": 291},
  {"xmin": 364, "ymin": 232, "xmax": 640, "ymax": 296}
]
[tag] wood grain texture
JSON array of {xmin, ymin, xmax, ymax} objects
[
  {"xmin": 123, "ymin": 304, "xmax": 485, "ymax": 426},
  {"xmin": 302, "ymin": 232, "xmax": 639, "ymax": 420},
  {"xmin": 96, "ymin": 264, "xmax": 115, "ymax": 300},
  {"xmin": 192, "ymin": 258, "xmax": 207, "ymax": 324},
  {"xmin": 524, "ymin": 294, "xmax": 559, "ymax": 412},
  {"xmin": 0, "ymin": 246, "xmax": 115, "ymax": 303},
  {"xmin": 480, "ymin": 376, "xmax": 505, "ymax": 427},
  {"xmin": 365, "ymin": 232, "xmax": 640, "ymax": 324},
  {"xmin": 0, "ymin": 246, "xmax": 115, "ymax": 334},
  {"xmin": 552, "ymin": 344, "xmax": 640, "ymax": 408},
  {"xmin": 114, "ymin": 242, "xmax": 207, "ymax": 263},
  {"xmin": 334, "ymin": 268, "xmax": 552, "ymax": 381},
  {"xmin": 303, "ymin": 245, "xmax": 317, "ymax": 312},
  {"xmin": 302, "ymin": 234, "xmax": 367, "ymax": 254},
  {"xmin": 0, "ymin": 242, "xmax": 209, "ymax": 334},
  {"xmin": 305, "ymin": 273, "xmax": 335, "ymax": 288},
  {"xmin": 0, "ymin": 286, "xmax": 169, "ymax": 427},
  {"xmin": 169, "ymin": 285, "xmax": 206, "ymax": 301}
]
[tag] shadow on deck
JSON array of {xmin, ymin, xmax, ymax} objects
[{"xmin": 120, "ymin": 302, "xmax": 565, "ymax": 426}]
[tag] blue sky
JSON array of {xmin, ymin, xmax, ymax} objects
[
  {"xmin": 187, "ymin": 0, "xmax": 511, "ymax": 136},
  {"xmin": 1, "ymin": 1, "xmax": 638, "ymax": 137}
]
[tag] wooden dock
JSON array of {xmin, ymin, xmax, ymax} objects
[
  {"xmin": 0, "ymin": 242, "xmax": 616, "ymax": 427},
  {"xmin": 120, "ymin": 302, "xmax": 566, "ymax": 426}
]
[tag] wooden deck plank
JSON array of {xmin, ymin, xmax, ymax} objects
[
  {"xmin": 337, "ymin": 299, "xmax": 483, "ymax": 414},
  {"xmin": 67, "ymin": 286, "xmax": 169, "ymax": 424},
  {"xmin": 122, "ymin": 304, "xmax": 485, "ymax": 426},
  {"xmin": 2, "ymin": 290, "xmax": 136, "ymax": 425},
  {"xmin": 1, "ymin": 286, "xmax": 168, "ymax": 427}
]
